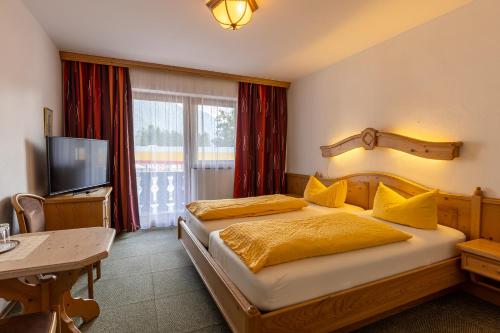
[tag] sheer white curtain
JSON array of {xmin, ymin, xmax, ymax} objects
[{"xmin": 131, "ymin": 69, "xmax": 237, "ymax": 228}]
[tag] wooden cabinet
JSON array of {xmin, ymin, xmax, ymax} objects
[
  {"xmin": 462, "ymin": 253, "xmax": 500, "ymax": 281},
  {"xmin": 44, "ymin": 187, "xmax": 113, "ymax": 230},
  {"xmin": 457, "ymin": 239, "xmax": 500, "ymax": 305},
  {"xmin": 458, "ymin": 239, "xmax": 500, "ymax": 282}
]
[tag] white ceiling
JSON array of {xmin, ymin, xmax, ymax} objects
[{"xmin": 23, "ymin": 0, "xmax": 472, "ymax": 82}]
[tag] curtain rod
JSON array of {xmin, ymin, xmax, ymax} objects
[{"xmin": 60, "ymin": 51, "xmax": 291, "ymax": 89}]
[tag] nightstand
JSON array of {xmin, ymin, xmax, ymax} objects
[{"xmin": 457, "ymin": 239, "xmax": 500, "ymax": 292}]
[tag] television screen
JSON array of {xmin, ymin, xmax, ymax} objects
[{"xmin": 47, "ymin": 137, "xmax": 110, "ymax": 195}]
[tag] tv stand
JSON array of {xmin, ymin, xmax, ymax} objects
[
  {"xmin": 44, "ymin": 187, "xmax": 113, "ymax": 230},
  {"xmin": 73, "ymin": 188, "xmax": 100, "ymax": 196}
]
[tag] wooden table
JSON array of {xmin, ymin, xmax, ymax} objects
[{"xmin": 0, "ymin": 227, "xmax": 115, "ymax": 333}]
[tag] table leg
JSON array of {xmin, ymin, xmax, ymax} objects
[
  {"xmin": 63, "ymin": 292, "xmax": 100, "ymax": 322},
  {"xmin": 59, "ymin": 309, "xmax": 80, "ymax": 333},
  {"xmin": 51, "ymin": 269, "xmax": 100, "ymax": 332},
  {"xmin": 0, "ymin": 267, "xmax": 102, "ymax": 333}
]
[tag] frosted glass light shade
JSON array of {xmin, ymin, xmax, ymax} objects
[{"xmin": 209, "ymin": 0, "xmax": 257, "ymax": 30}]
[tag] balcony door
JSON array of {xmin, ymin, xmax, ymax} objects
[{"xmin": 133, "ymin": 90, "xmax": 236, "ymax": 228}]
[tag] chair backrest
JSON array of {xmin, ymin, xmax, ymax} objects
[{"xmin": 11, "ymin": 194, "xmax": 46, "ymax": 233}]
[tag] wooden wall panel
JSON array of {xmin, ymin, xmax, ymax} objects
[
  {"xmin": 285, "ymin": 173, "xmax": 309, "ymax": 197},
  {"xmin": 480, "ymin": 198, "xmax": 500, "ymax": 242}
]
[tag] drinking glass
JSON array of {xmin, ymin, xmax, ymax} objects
[{"xmin": 0, "ymin": 223, "xmax": 10, "ymax": 243}]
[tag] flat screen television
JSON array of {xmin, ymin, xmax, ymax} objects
[{"xmin": 47, "ymin": 137, "xmax": 110, "ymax": 195}]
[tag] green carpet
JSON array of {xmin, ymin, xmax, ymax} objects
[{"xmin": 72, "ymin": 228, "xmax": 500, "ymax": 333}]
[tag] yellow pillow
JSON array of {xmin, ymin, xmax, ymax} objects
[
  {"xmin": 372, "ymin": 182, "xmax": 438, "ymax": 229},
  {"xmin": 303, "ymin": 176, "xmax": 347, "ymax": 208}
]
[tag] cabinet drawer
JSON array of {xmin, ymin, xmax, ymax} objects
[{"xmin": 462, "ymin": 253, "xmax": 500, "ymax": 281}]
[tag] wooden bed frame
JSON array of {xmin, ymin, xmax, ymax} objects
[{"xmin": 178, "ymin": 172, "xmax": 500, "ymax": 333}]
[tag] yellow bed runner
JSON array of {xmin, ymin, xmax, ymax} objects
[
  {"xmin": 219, "ymin": 212, "xmax": 412, "ymax": 273},
  {"xmin": 186, "ymin": 194, "xmax": 308, "ymax": 221}
]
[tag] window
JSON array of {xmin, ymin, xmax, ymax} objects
[
  {"xmin": 133, "ymin": 90, "xmax": 237, "ymax": 228},
  {"xmin": 193, "ymin": 100, "xmax": 236, "ymax": 169}
]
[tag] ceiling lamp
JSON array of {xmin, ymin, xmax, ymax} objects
[{"xmin": 206, "ymin": 0, "xmax": 259, "ymax": 30}]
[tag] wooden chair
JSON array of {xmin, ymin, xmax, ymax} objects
[
  {"xmin": 0, "ymin": 311, "xmax": 57, "ymax": 333},
  {"xmin": 1, "ymin": 274, "xmax": 56, "ymax": 333},
  {"xmin": 11, "ymin": 193, "xmax": 100, "ymax": 299}
]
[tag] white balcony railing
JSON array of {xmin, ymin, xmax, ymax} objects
[{"xmin": 136, "ymin": 168, "xmax": 186, "ymax": 227}]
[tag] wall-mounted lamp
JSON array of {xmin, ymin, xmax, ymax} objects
[{"xmin": 320, "ymin": 128, "xmax": 462, "ymax": 160}]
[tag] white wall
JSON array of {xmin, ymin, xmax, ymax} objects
[
  {"xmin": 0, "ymin": 0, "xmax": 61, "ymax": 231},
  {"xmin": 287, "ymin": 0, "xmax": 500, "ymax": 197}
]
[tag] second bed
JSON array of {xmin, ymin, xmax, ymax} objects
[
  {"xmin": 185, "ymin": 202, "xmax": 364, "ymax": 247},
  {"xmin": 208, "ymin": 210, "xmax": 465, "ymax": 311}
]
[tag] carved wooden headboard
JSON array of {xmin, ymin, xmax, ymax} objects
[{"xmin": 286, "ymin": 172, "xmax": 499, "ymax": 242}]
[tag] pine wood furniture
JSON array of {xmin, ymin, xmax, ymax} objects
[
  {"xmin": 457, "ymin": 239, "xmax": 500, "ymax": 304},
  {"xmin": 0, "ymin": 227, "xmax": 115, "ymax": 333},
  {"xmin": 11, "ymin": 193, "xmax": 100, "ymax": 299},
  {"xmin": 177, "ymin": 172, "xmax": 500, "ymax": 332},
  {"xmin": 43, "ymin": 187, "xmax": 112, "ymax": 230},
  {"xmin": 0, "ymin": 311, "xmax": 57, "ymax": 333},
  {"xmin": 320, "ymin": 128, "xmax": 462, "ymax": 160}
]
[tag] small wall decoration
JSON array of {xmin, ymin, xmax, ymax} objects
[
  {"xmin": 44, "ymin": 107, "xmax": 53, "ymax": 137},
  {"xmin": 320, "ymin": 128, "xmax": 462, "ymax": 160}
]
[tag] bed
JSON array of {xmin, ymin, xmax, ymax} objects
[
  {"xmin": 209, "ymin": 210, "xmax": 465, "ymax": 311},
  {"xmin": 185, "ymin": 202, "xmax": 364, "ymax": 247},
  {"xmin": 178, "ymin": 172, "xmax": 491, "ymax": 333}
]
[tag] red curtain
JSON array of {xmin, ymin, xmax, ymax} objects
[
  {"xmin": 62, "ymin": 61, "xmax": 140, "ymax": 232},
  {"xmin": 234, "ymin": 82, "xmax": 287, "ymax": 197}
]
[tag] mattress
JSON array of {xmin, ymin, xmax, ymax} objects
[
  {"xmin": 208, "ymin": 210, "xmax": 466, "ymax": 311},
  {"xmin": 185, "ymin": 203, "xmax": 364, "ymax": 247}
]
